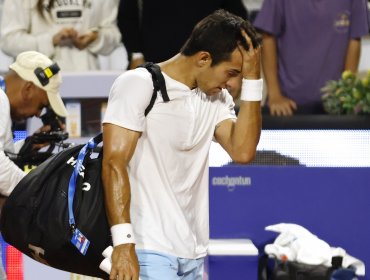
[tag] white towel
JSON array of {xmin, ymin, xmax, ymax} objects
[
  {"xmin": 264, "ymin": 223, "xmax": 365, "ymax": 276},
  {"xmin": 265, "ymin": 223, "xmax": 332, "ymax": 266}
]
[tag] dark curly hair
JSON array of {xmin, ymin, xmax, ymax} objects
[{"xmin": 180, "ymin": 9, "xmax": 262, "ymax": 66}]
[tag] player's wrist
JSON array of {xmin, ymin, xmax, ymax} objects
[
  {"xmin": 110, "ymin": 223, "xmax": 136, "ymax": 246},
  {"xmin": 240, "ymin": 79, "xmax": 263, "ymax": 101}
]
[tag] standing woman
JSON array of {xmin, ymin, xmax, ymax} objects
[{"xmin": 0, "ymin": 0, "xmax": 121, "ymax": 71}]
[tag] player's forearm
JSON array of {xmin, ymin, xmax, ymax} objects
[
  {"xmin": 231, "ymin": 101, "xmax": 261, "ymax": 163},
  {"xmin": 102, "ymin": 161, "xmax": 132, "ymax": 225}
]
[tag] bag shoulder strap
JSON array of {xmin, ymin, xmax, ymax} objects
[
  {"xmin": 139, "ymin": 62, "xmax": 170, "ymax": 116},
  {"xmin": 90, "ymin": 62, "xmax": 169, "ymax": 143}
]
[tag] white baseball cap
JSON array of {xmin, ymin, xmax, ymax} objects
[{"xmin": 9, "ymin": 51, "xmax": 68, "ymax": 117}]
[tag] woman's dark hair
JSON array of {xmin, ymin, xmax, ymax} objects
[{"xmin": 180, "ymin": 9, "xmax": 262, "ymax": 66}]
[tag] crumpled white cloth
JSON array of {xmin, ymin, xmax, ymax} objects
[
  {"xmin": 99, "ymin": 246, "xmax": 113, "ymax": 275},
  {"xmin": 264, "ymin": 223, "xmax": 365, "ymax": 276},
  {"xmin": 99, "ymin": 246, "xmax": 143, "ymax": 279}
]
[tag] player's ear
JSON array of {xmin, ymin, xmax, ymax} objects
[{"xmin": 196, "ymin": 51, "xmax": 211, "ymax": 67}]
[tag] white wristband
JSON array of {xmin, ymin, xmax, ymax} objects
[
  {"xmin": 240, "ymin": 78, "xmax": 263, "ymax": 101},
  {"xmin": 110, "ymin": 223, "xmax": 136, "ymax": 246}
]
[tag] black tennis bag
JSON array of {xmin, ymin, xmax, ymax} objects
[
  {"xmin": 258, "ymin": 254, "xmax": 357, "ymax": 280},
  {"xmin": 0, "ymin": 63, "xmax": 169, "ymax": 278},
  {"xmin": 1, "ymin": 135, "xmax": 109, "ymax": 278}
]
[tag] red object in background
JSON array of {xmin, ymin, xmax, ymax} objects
[{"xmin": 6, "ymin": 245, "xmax": 23, "ymax": 280}]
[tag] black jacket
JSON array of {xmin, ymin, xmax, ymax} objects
[{"xmin": 118, "ymin": 0, "xmax": 248, "ymax": 64}]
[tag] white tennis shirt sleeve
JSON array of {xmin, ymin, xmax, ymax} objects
[{"xmin": 103, "ymin": 68, "xmax": 154, "ymax": 131}]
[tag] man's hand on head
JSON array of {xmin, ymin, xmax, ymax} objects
[{"xmin": 238, "ymin": 30, "xmax": 261, "ymax": 80}]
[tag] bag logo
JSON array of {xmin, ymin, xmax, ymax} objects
[
  {"xmin": 67, "ymin": 156, "xmax": 91, "ymax": 191},
  {"xmin": 82, "ymin": 182, "xmax": 91, "ymax": 191},
  {"xmin": 66, "ymin": 156, "xmax": 85, "ymax": 178}
]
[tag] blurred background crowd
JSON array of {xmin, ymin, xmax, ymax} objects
[{"xmin": 0, "ymin": 0, "xmax": 369, "ymax": 116}]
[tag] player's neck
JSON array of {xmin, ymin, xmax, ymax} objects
[{"xmin": 159, "ymin": 54, "xmax": 197, "ymax": 90}]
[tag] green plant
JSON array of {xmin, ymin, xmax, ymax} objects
[{"xmin": 321, "ymin": 70, "xmax": 370, "ymax": 115}]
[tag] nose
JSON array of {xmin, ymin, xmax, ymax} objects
[
  {"xmin": 225, "ymin": 80, "xmax": 235, "ymax": 90},
  {"xmin": 221, "ymin": 81, "xmax": 228, "ymax": 89}
]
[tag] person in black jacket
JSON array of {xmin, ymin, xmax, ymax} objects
[{"xmin": 118, "ymin": 0, "xmax": 248, "ymax": 69}]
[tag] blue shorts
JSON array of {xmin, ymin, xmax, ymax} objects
[{"xmin": 136, "ymin": 249, "xmax": 204, "ymax": 280}]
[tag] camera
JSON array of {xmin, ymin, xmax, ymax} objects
[
  {"xmin": 31, "ymin": 108, "xmax": 69, "ymax": 144},
  {"xmin": 12, "ymin": 108, "xmax": 70, "ymax": 169}
]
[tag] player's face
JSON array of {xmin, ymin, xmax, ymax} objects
[{"xmin": 197, "ymin": 48, "xmax": 242, "ymax": 96}]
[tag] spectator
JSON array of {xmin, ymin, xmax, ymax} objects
[
  {"xmin": 118, "ymin": 0, "xmax": 248, "ymax": 69},
  {"xmin": 254, "ymin": 0, "xmax": 369, "ymax": 115},
  {"xmin": 0, "ymin": 0, "xmax": 121, "ymax": 71}
]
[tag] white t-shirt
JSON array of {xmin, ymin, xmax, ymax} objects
[
  {"xmin": 103, "ymin": 68, "xmax": 236, "ymax": 259},
  {"xmin": 0, "ymin": 90, "xmax": 26, "ymax": 196}
]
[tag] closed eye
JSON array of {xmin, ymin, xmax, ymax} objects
[{"xmin": 228, "ymin": 70, "xmax": 240, "ymax": 78}]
